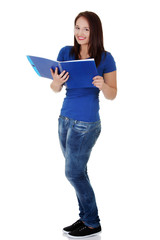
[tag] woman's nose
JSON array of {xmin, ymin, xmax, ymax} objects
[{"xmin": 78, "ymin": 29, "xmax": 84, "ymax": 36}]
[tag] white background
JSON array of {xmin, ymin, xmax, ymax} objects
[{"xmin": 0, "ymin": 0, "xmax": 160, "ymax": 240}]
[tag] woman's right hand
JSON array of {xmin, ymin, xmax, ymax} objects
[{"xmin": 50, "ymin": 67, "xmax": 69, "ymax": 88}]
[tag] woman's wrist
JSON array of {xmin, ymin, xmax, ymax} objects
[{"xmin": 50, "ymin": 81, "xmax": 62, "ymax": 92}]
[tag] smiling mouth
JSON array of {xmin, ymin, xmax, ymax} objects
[{"xmin": 78, "ymin": 37, "xmax": 86, "ymax": 40}]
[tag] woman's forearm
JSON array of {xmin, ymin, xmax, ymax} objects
[
  {"xmin": 101, "ymin": 82, "xmax": 117, "ymax": 100},
  {"xmin": 50, "ymin": 81, "xmax": 62, "ymax": 93}
]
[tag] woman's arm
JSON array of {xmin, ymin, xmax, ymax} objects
[
  {"xmin": 50, "ymin": 67, "xmax": 69, "ymax": 93},
  {"xmin": 92, "ymin": 70, "xmax": 117, "ymax": 100},
  {"xmin": 102, "ymin": 71, "xmax": 117, "ymax": 99}
]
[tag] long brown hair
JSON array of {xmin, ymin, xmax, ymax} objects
[{"xmin": 71, "ymin": 11, "xmax": 106, "ymax": 66}]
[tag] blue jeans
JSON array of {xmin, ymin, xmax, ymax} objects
[{"xmin": 58, "ymin": 115, "xmax": 101, "ymax": 228}]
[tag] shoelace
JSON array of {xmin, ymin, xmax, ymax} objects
[
  {"xmin": 79, "ymin": 226, "xmax": 87, "ymax": 232},
  {"xmin": 73, "ymin": 220, "xmax": 82, "ymax": 226}
]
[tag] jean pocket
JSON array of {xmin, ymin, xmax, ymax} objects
[{"xmin": 72, "ymin": 122, "xmax": 89, "ymax": 133}]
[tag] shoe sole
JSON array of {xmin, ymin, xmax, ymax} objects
[
  {"xmin": 67, "ymin": 231, "xmax": 102, "ymax": 239},
  {"xmin": 63, "ymin": 230, "xmax": 70, "ymax": 234}
]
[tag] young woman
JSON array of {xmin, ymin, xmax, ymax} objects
[{"xmin": 50, "ymin": 11, "xmax": 117, "ymax": 238}]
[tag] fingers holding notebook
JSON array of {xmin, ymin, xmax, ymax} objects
[{"xmin": 50, "ymin": 68, "xmax": 69, "ymax": 92}]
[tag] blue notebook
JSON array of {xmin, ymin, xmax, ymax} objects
[{"xmin": 27, "ymin": 55, "xmax": 98, "ymax": 89}]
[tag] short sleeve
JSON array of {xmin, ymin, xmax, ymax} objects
[{"xmin": 103, "ymin": 52, "xmax": 117, "ymax": 74}]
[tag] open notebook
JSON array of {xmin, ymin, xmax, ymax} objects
[{"xmin": 27, "ymin": 55, "xmax": 98, "ymax": 89}]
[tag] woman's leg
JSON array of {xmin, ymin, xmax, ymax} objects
[
  {"xmin": 65, "ymin": 120, "xmax": 101, "ymax": 228},
  {"xmin": 76, "ymin": 166, "xmax": 90, "ymax": 220}
]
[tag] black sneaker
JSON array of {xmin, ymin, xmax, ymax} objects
[
  {"xmin": 68, "ymin": 225, "xmax": 102, "ymax": 238},
  {"xmin": 63, "ymin": 220, "xmax": 85, "ymax": 234}
]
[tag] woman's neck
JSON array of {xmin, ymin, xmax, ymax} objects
[{"xmin": 79, "ymin": 45, "xmax": 90, "ymax": 59}]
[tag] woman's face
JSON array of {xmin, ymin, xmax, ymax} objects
[{"xmin": 74, "ymin": 16, "xmax": 90, "ymax": 46}]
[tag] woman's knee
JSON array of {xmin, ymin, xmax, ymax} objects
[{"xmin": 65, "ymin": 168, "xmax": 84, "ymax": 182}]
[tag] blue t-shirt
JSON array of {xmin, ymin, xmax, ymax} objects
[{"xmin": 57, "ymin": 46, "xmax": 116, "ymax": 122}]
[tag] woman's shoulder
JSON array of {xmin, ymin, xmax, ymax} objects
[
  {"xmin": 60, "ymin": 46, "xmax": 73, "ymax": 53},
  {"xmin": 101, "ymin": 50, "xmax": 116, "ymax": 63},
  {"xmin": 102, "ymin": 50, "xmax": 113, "ymax": 59},
  {"xmin": 57, "ymin": 46, "xmax": 74, "ymax": 61}
]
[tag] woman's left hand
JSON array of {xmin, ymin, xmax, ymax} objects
[{"xmin": 92, "ymin": 76, "xmax": 105, "ymax": 90}]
